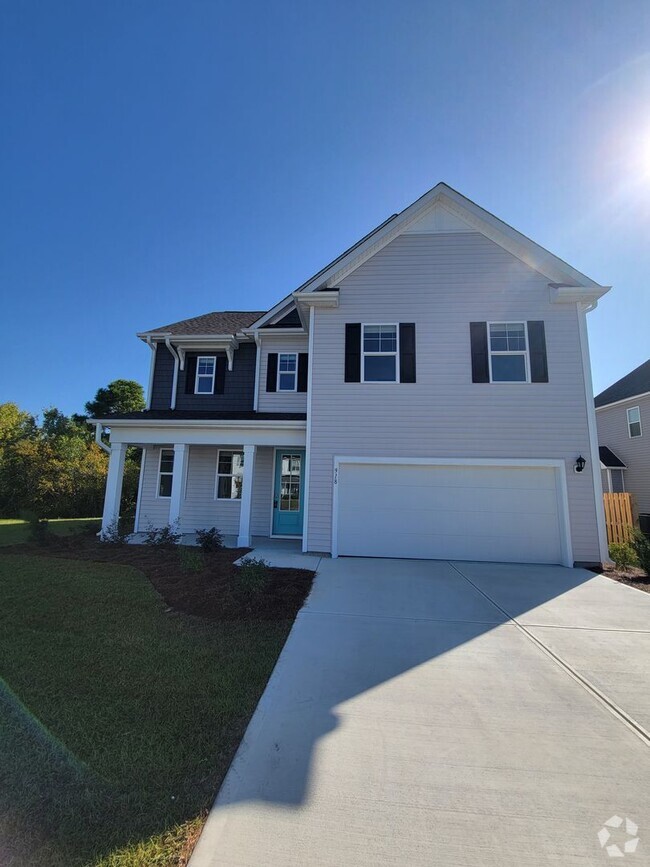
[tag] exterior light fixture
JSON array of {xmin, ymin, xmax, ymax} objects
[{"xmin": 574, "ymin": 455, "xmax": 586, "ymax": 474}]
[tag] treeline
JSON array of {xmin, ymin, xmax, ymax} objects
[{"xmin": 0, "ymin": 380, "xmax": 144, "ymax": 519}]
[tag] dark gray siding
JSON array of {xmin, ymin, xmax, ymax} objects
[
  {"xmin": 150, "ymin": 344, "xmax": 175, "ymax": 410},
  {"xmin": 178, "ymin": 342, "xmax": 257, "ymax": 411},
  {"xmin": 150, "ymin": 341, "xmax": 257, "ymax": 411}
]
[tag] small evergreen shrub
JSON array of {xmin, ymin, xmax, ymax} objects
[
  {"xmin": 608, "ymin": 542, "xmax": 638, "ymax": 571},
  {"xmin": 178, "ymin": 546, "xmax": 204, "ymax": 572},
  {"xmin": 631, "ymin": 529, "xmax": 650, "ymax": 577},
  {"xmin": 143, "ymin": 522, "xmax": 181, "ymax": 548},
  {"xmin": 100, "ymin": 519, "xmax": 129, "ymax": 545},
  {"xmin": 236, "ymin": 556, "xmax": 270, "ymax": 594},
  {"xmin": 195, "ymin": 527, "xmax": 224, "ymax": 552}
]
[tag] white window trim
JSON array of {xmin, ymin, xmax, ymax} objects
[
  {"xmin": 157, "ymin": 448, "xmax": 174, "ymax": 499},
  {"xmin": 277, "ymin": 352, "xmax": 298, "ymax": 392},
  {"xmin": 215, "ymin": 448, "xmax": 245, "ymax": 500},
  {"xmin": 195, "ymin": 355, "xmax": 217, "ymax": 395},
  {"xmin": 627, "ymin": 406, "xmax": 642, "ymax": 438},
  {"xmin": 361, "ymin": 323, "xmax": 400, "ymax": 384},
  {"xmin": 487, "ymin": 321, "xmax": 530, "ymax": 384},
  {"xmin": 606, "ymin": 468, "xmax": 626, "ymax": 493}
]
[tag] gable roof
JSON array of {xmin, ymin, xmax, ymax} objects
[
  {"xmin": 139, "ymin": 310, "xmax": 265, "ymax": 337},
  {"xmin": 286, "ymin": 182, "xmax": 609, "ymax": 301},
  {"xmin": 595, "ymin": 359, "xmax": 650, "ymax": 408}
]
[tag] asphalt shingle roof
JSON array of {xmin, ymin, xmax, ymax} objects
[
  {"xmin": 595, "ymin": 359, "xmax": 650, "ymax": 408},
  {"xmin": 143, "ymin": 311, "xmax": 266, "ymax": 336},
  {"xmin": 599, "ymin": 446, "xmax": 627, "ymax": 469}
]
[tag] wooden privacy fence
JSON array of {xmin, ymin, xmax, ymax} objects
[{"xmin": 603, "ymin": 492, "xmax": 634, "ymax": 544}]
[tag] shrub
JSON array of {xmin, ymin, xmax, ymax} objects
[
  {"xmin": 608, "ymin": 542, "xmax": 638, "ymax": 571},
  {"xmin": 143, "ymin": 522, "xmax": 181, "ymax": 548},
  {"xmin": 236, "ymin": 556, "xmax": 270, "ymax": 594},
  {"xmin": 631, "ymin": 529, "xmax": 650, "ymax": 577},
  {"xmin": 178, "ymin": 546, "xmax": 204, "ymax": 572},
  {"xmin": 195, "ymin": 527, "xmax": 224, "ymax": 552},
  {"xmin": 100, "ymin": 519, "xmax": 130, "ymax": 545}
]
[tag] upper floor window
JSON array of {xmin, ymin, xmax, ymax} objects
[
  {"xmin": 158, "ymin": 449, "xmax": 174, "ymax": 498},
  {"xmin": 278, "ymin": 353, "xmax": 298, "ymax": 391},
  {"xmin": 488, "ymin": 322, "xmax": 528, "ymax": 383},
  {"xmin": 362, "ymin": 324, "xmax": 398, "ymax": 382},
  {"xmin": 195, "ymin": 356, "xmax": 216, "ymax": 394},
  {"xmin": 627, "ymin": 406, "xmax": 642, "ymax": 438},
  {"xmin": 216, "ymin": 450, "xmax": 244, "ymax": 499}
]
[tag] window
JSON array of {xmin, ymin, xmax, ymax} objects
[
  {"xmin": 158, "ymin": 449, "xmax": 174, "ymax": 498},
  {"xmin": 277, "ymin": 353, "xmax": 297, "ymax": 391},
  {"xmin": 362, "ymin": 324, "xmax": 398, "ymax": 382},
  {"xmin": 216, "ymin": 450, "xmax": 244, "ymax": 499},
  {"xmin": 627, "ymin": 406, "xmax": 642, "ymax": 438},
  {"xmin": 279, "ymin": 454, "xmax": 302, "ymax": 511},
  {"xmin": 195, "ymin": 356, "xmax": 216, "ymax": 394},
  {"xmin": 489, "ymin": 322, "xmax": 528, "ymax": 382}
]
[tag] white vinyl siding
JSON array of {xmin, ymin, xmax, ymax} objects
[
  {"xmin": 597, "ymin": 395, "xmax": 650, "ymax": 513},
  {"xmin": 306, "ymin": 231, "xmax": 600, "ymax": 563},
  {"xmin": 136, "ymin": 447, "xmax": 171, "ymax": 530},
  {"xmin": 258, "ymin": 333, "xmax": 308, "ymax": 412}
]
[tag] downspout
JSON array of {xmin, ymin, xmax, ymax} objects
[
  {"xmin": 145, "ymin": 336, "xmax": 156, "ymax": 410},
  {"xmin": 253, "ymin": 331, "xmax": 262, "ymax": 411},
  {"xmin": 94, "ymin": 423, "xmax": 111, "ymax": 454},
  {"xmin": 165, "ymin": 338, "xmax": 180, "ymax": 410}
]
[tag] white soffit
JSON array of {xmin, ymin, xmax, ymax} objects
[{"xmin": 403, "ymin": 201, "xmax": 478, "ymax": 234}]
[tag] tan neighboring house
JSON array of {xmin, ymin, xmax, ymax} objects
[{"xmin": 595, "ymin": 359, "xmax": 650, "ymax": 530}]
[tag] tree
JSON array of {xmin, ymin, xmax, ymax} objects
[
  {"xmin": 0, "ymin": 403, "xmax": 36, "ymax": 452},
  {"xmin": 85, "ymin": 380, "xmax": 145, "ymax": 418}
]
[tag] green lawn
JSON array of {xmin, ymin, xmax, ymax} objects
[
  {"xmin": 0, "ymin": 551, "xmax": 293, "ymax": 866},
  {"xmin": 0, "ymin": 517, "xmax": 101, "ymax": 546}
]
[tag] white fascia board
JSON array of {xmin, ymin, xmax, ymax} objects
[
  {"xmin": 92, "ymin": 418, "xmax": 306, "ymax": 430},
  {"xmin": 595, "ymin": 391, "xmax": 650, "ymax": 411},
  {"xmin": 104, "ymin": 422, "xmax": 306, "ymax": 448},
  {"xmin": 549, "ymin": 284, "xmax": 611, "ymax": 306},
  {"xmin": 292, "ymin": 291, "xmax": 340, "ymax": 330}
]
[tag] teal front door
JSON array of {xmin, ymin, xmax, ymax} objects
[{"xmin": 272, "ymin": 449, "xmax": 306, "ymax": 536}]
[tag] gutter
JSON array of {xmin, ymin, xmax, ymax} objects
[
  {"xmin": 91, "ymin": 422, "xmax": 111, "ymax": 454},
  {"xmin": 90, "ymin": 418, "xmax": 307, "ymax": 430}
]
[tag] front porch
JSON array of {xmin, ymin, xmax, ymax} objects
[{"xmin": 100, "ymin": 422, "xmax": 308, "ymax": 549}]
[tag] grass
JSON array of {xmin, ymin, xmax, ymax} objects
[
  {"xmin": 0, "ymin": 517, "xmax": 101, "ymax": 546},
  {"xmin": 0, "ymin": 547, "xmax": 303, "ymax": 866}
]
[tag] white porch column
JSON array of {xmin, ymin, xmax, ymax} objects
[
  {"xmin": 168, "ymin": 443, "xmax": 189, "ymax": 529},
  {"xmin": 237, "ymin": 444, "xmax": 257, "ymax": 547},
  {"xmin": 101, "ymin": 442, "xmax": 127, "ymax": 537}
]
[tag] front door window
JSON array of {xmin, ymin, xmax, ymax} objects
[
  {"xmin": 273, "ymin": 450, "xmax": 305, "ymax": 536},
  {"xmin": 280, "ymin": 454, "xmax": 301, "ymax": 511}
]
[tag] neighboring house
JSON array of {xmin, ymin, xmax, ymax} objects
[
  {"xmin": 93, "ymin": 183, "xmax": 611, "ymax": 567},
  {"xmin": 595, "ymin": 359, "xmax": 650, "ymax": 522}
]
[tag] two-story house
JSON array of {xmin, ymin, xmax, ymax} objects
[
  {"xmin": 596, "ymin": 359, "xmax": 650, "ymax": 532},
  {"xmin": 93, "ymin": 183, "xmax": 610, "ymax": 567}
]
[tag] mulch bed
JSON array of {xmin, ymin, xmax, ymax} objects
[
  {"xmin": 3, "ymin": 535, "xmax": 315, "ymax": 621},
  {"xmin": 600, "ymin": 565, "xmax": 650, "ymax": 594}
]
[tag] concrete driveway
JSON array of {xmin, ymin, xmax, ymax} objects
[{"xmin": 190, "ymin": 559, "xmax": 650, "ymax": 866}]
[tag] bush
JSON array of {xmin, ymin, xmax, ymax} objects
[
  {"xmin": 608, "ymin": 542, "xmax": 638, "ymax": 571},
  {"xmin": 143, "ymin": 522, "xmax": 181, "ymax": 548},
  {"xmin": 236, "ymin": 556, "xmax": 270, "ymax": 594},
  {"xmin": 195, "ymin": 527, "xmax": 224, "ymax": 552},
  {"xmin": 631, "ymin": 529, "xmax": 650, "ymax": 577},
  {"xmin": 178, "ymin": 546, "xmax": 204, "ymax": 572},
  {"xmin": 99, "ymin": 519, "xmax": 130, "ymax": 545}
]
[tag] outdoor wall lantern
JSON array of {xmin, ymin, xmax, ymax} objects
[{"xmin": 574, "ymin": 455, "xmax": 586, "ymax": 474}]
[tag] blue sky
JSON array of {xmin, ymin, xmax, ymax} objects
[{"xmin": 1, "ymin": 0, "xmax": 649, "ymax": 417}]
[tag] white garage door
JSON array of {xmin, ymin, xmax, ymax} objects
[{"xmin": 335, "ymin": 461, "xmax": 566, "ymax": 565}]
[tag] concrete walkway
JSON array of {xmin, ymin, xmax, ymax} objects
[{"xmin": 190, "ymin": 559, "xmax": 650, "ymax": 866}]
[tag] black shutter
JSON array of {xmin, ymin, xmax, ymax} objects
[
  {"xmin": 185, "ymin": 356, "xmax": 197, "ymax": 394},
  {"xmin": 344, "ymin": 324, "xmax": 361, "ymax": 382},
  {"xmin": 297, "ymin": 353, "xmax": 308, "ymax": 392},
  {"xmin": 527, "ymin": 321, "xmax": 548, "ymax": 383},
  {"xmin": 399, "ymin": 323, "xmax": 416, "ymax": 383},
  {"xmin": 266, "ymin": 353, "xmax": 278, "ymax": 392},
  {"xmin": 470, "ymin": 322, "xmax": 489, "ymax": 383},
  {"xmin": 214, "ymin": 357, "xmax": 226, "ymax": 394}
]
